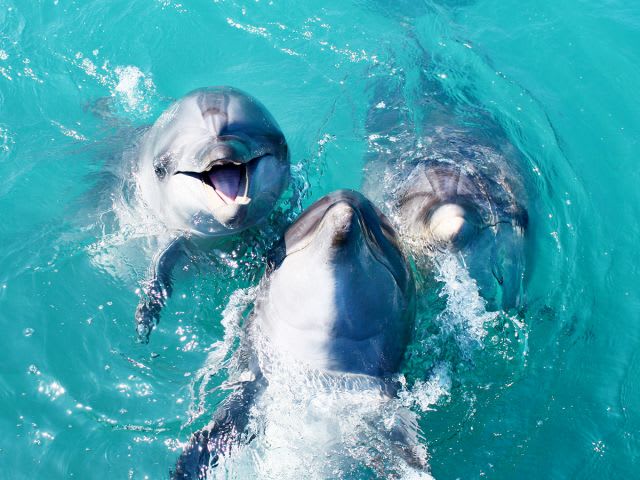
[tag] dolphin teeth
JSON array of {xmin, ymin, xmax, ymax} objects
[
  {"xmin": 208, "ymin": 160, "xmax": 244, "ymax": 168},
  {"xmin": 243, "ymin": 162, "xmax": 250, "ymax": 197}
]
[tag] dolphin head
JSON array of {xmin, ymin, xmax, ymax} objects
[
  {"xmin": 396, "ymin": 164, "xmax": 489, "ymax": 249},
  {"xmin": 259, "ymin": 190, "xmax": 415, "ymax": 376},
  {"xmin": 138, "ymin": 86, "xmax": 289, "ymax": 236},
  {"xmin": 397, "ymin": 162, "xmax": 527, "ymax": 309}
]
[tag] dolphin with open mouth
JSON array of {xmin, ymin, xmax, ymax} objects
[{"xmin": 134, "ymin": 86, "xmax": 289, "ymax": 340}]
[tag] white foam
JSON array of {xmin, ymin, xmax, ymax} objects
[
  {"xmin": 214, "ymin": 367, "xmax": 433, "ymax": 479},
  {"xmin": 398, "ymin": 365, "xmax": 452, "ymax": 413},
  {"xmin": 113, "ymin": 65, "xmax": 156, "ymax": 113},
  {"xmin": 185, "ymin": 287, "xmax": 257, "ymax": 424},
  {"xmin": 71, "ymin": 52, "xmax": 157, "ymax": 116},
  {"xmin": 173, "ymin": 239, "xmax": 504, "ymax": 478},
  {"xmin": 433, "ymin": 251, "xmax": 499, "ymax": 353},
  {"xmin": 184, "ymin": 291, "xmax": 435, "ymax": 479}
]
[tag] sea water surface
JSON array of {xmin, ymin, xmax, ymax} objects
[{"xmin": 1, "ymin": 0, "xmax": 639, "ymax": 478}]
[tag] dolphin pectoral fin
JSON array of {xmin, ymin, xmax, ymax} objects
[
  {"xmin": 382, "ymin": 407, "xmax": 429, "ymax": 474},
  {"xmin": 392, "ymin": 442, "xmax": 429, "ymax": 473},
  {"xmin": 172, "ymin": 373, "xmax": 266, "ymax": 479},
  {"xmin": 491, "ymin": 264, "xmax": 504, "ymax": 286},
  {"xmin": 135, "ymin": 237, "xmax": 188, "ymax": 343},
  {"xmin": 86, "ymin": 96, "xmax": 121, "ymax": 121},
  {"xmin": 135, "ymin": 298, "xmax": 160, "ymax": 343},
  {"xmin": 489, "ymin": 228, "xmax": 526, "ymax": 311},
  {"xmin": 171, "ymin": 429, "xmax": 212, "ymax": 480},
  {"xmin": 365, "ymin": 75, "xmax": 414, "ymax": 142}
]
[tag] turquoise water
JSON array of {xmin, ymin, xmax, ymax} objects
[{"xmin": 1, "ymin": 0, "xmax": 639, "ymax": 478}]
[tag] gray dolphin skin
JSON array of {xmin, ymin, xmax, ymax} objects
[
  {"xmin": 172, "ymin": 190, "xmax": 417, "ymax": 479},
  {"xmin": 261, "ymin": 189, "xmax": 415, "ymax": 376},
  {"xmin": 135, "ymin": 86, "xmax": 290, "ymax": 340},
  {"xmin": 363, "ymin": 80, "xmax": 528, "ymax": 310}
]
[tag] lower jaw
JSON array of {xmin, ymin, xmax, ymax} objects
[
  {"xmin": 217, "ymin": 207, "xmax": 250, "ymax": 229},
  {"xmin": 205, "ymin": 197, "xmax": 251, "ymax": 228}
]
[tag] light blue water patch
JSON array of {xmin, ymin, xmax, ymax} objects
[{"xmin": 0, "ymin": 0, "xmax": 639, "ymax": 478}]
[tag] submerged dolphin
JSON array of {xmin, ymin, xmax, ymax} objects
[
  {"xmin": 172, "ymin": 190, "xmax": 420, "ymax": 479},
  {"xmin": 134, "ymin": 86, "xmax": 290, "ymax": 340},
  {"xmin": 363, "ymin": 80, "xmax": 528, "ymax": 310}
]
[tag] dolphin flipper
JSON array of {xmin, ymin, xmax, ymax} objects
[
  {"xmin": 490, "ymin": 222, "xmax": 527, "ymax": 310},
  {"xmin": 387, "ymin": 413, "xmax": 429, "ymax": 473},
  {"xmin": 365, "ymin": 74, "xmax": 414, "ymax": 144},
  {"xmin": 135, "ymin": 236, "xmax": 188, "ymax": 342},
  {"xmin": 172, "ymin": 373, "xmax": 266, "ymax": 479}
]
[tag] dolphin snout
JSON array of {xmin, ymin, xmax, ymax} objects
[
  {"xmin": 428, "ymin": 203, "xmax": 478, "ymax": 248},
  {"xmin": 323, "ymin": 202, "xmax": 362, "ymax": 246}
]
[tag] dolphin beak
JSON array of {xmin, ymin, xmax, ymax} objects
[
  {"xmin": 321, "ymin": 202, "xmax": 361, "ymax": 246},
  {"xmin": 426, "ymin": 203, "xmax": 479, "ymax": 249}
]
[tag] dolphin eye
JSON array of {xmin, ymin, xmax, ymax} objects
[
  {"xmin": 154, "ymin": 165, "xmax": 166, "ymax": 178},
  {"xmin": 153, "ymin": 152, "xmax": 172, "ymax": 179},
  {"xmin": 376, "ymin": 212, "xmax": 401, "ymax": 247},
  {"xmin": 380, "ymin": 224, "xmax": 402, "ymax": 252},
  {"xmin": 380, "ymin": 221, "xmax": 397, "ymax": 240}
]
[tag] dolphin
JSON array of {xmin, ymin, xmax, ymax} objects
[
  {"xmin": 172, "ymin": 190, "xmax": 420, "ymax": 479},
  {"xmin": 363, "ymin": 78, "xmax": 528, "ymax": 310},
  {"xmin": 133, "ymin": 86, "xmax": 290, "ymax": 341}
]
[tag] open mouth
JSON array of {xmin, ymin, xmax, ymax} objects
[{"xmin": 201, "ymin": 162, "xmax": 250, "ymax": 205}]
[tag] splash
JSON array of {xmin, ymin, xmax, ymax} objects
[
  {"xmin": 397, "ymin": 364, "xmax": 452, "ymax": 413},
  {"xmin": 170, "ymin": 235, "xmax": 506, "ymax": 479},
  {"xmin": 85, "ymin": 207, "xmax": 170, "ymax": 282},
  {"xmin": 186, "ymin": 287, "xmax": 256, "ymax": 424},
  {"xmin": 84, "ymin": 141, "xmax": 171, "ymax": 281},
  {"xmin": 213, "ymin": 365, "xmax": 434, "ymax": 479},
  {"xmin": 432, "ymin": 251, "xmax": 499, "ymax": 352},
  {"xmin": 175, "ymin": 285, "xmax": 436, "ymax": 479},
  {"xmin": 113, "ymin": 65, "xmax": 157, "ymax": 113},
  {"xmin": 71, "ymin": 51, "xmax": 157, "ymax": 117}
]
